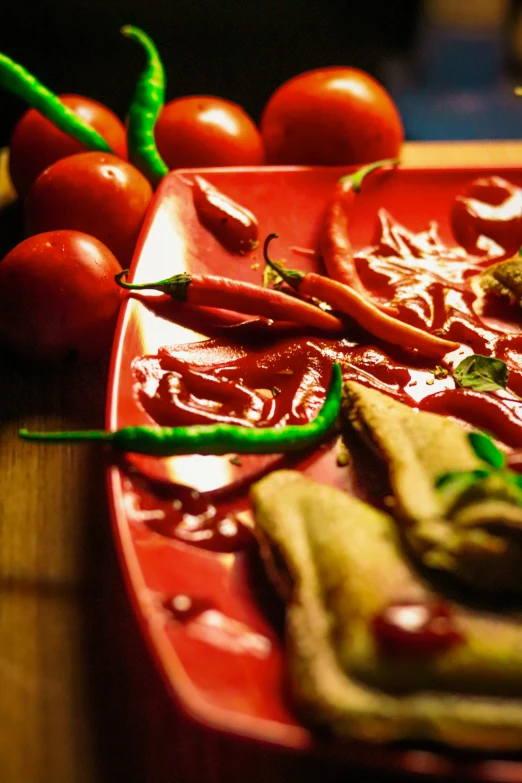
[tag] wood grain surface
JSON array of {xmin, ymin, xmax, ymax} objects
[{"xmin": 1, "ymin": 143, "xmax": 522, "ymax": 783}]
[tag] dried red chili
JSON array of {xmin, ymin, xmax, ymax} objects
[
  {"xmin": 263, "ymin": 234, "xmax": 459, "ymax": 358},
  {"xmin": 318, "ymin": 158, "xmax": 398, "ymax": 294},
  {"xmin": 420, "ymin": 388, "xmax": 522, "ymax": 448},
  {"xmin": 192, "ymin": 175, "xmax": 259, "ymax": 254}
]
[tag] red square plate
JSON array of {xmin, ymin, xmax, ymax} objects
[{"xmin": 106, "ymin": 165, "xmax": 522, "ymax": 780}]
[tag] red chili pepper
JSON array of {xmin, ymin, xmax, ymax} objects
[
  {"xmin": 420, "ymin": 389, "xmax": 522, "ymax": 448},
  {"xmin": 137, "ymin": 294, "xmax": 302, "ymax": 338},
  {"xmin": 450, "ymin": 176, "xmax": 522, "ymax": 256},
  {"xmin": 192, "ymin": 175, "xmax": 259, "ymax": 254},
  {"xmin": 264, "ymin": 235, "xmax": 459, "ymax": 358},
  {"xmin": 115, "ymin": 270, "xmax": 344, "ymax": 333},
  {"xmin": 318, "ymin": 158, "xmax": 398, "ymax": 293}
]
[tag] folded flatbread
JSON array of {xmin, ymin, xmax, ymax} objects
[
  {"xmin": 251, "ymin": 470, "xmax": 522, "ymax": 749},
  {"xmin": 342, "ymin": 381, "xmax": 522, "ymax": 593}
]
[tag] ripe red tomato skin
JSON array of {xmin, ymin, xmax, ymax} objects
[
  {"xmin": 9, "ymin": 95, "xmax": 128, "ymax": 199},
  {"xmin": 154, "ymin": 96, "xmax": 265, "ymax": 169},
  {"xmin": 260, "ymin": 67, "xmax": 403, "ymax": 166},
  {"xmin": 0, "ymin": 230, "xmax": 123, "ymax": 364},
  {"xmin": 24, "ymin": 152, "xmax": 153, "ymax": 267}
]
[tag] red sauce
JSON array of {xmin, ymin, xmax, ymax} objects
[
  {"xmin": 135, "ymin": 211, "xmax": 522, "ymax": 431},
  {"xmin": 192, "ymin": 175, "xmax": 259, "ymax": 254},
  {"xmin": 450, "ymin": 176, "xmax": 522, "ymax": 257},
  {"xmin": 132, "ymin": 336, "xmax": 430, "ymax": 486},
  {"xmin": 129, "ymin": 208, "xmax": 522, "ymax": 553},
  {"xmin": 372, "ymin": 600, "xmax": 464, "ymax": 657},
  {"xmin": 123, "ymin": 474, "xmax": 256, "ymax": 553}
]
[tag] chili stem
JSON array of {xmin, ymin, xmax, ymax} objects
[
  {"xmin": 19, "ymin": 429, "xmax": 114, "ymax": 442},
  {"xmin": 115, "ymin": 270, "xmax": 344, "ymax": 332},
  {"xmin": 19, "ymin": 364, "xmax": 342, "ymax": 456},
  {"xmin": 115, "ymin": 269, "xmax": 164, "ymax": 290},
  {"xmin": 263, "ymin": 233, "xmax": 304, "ymax": 287},
  {"xmin": 339, "ymin": 157, "xmax": 399, "ymax": 192},
  {"xmin": 263, "ymin": 235, "xmax": 459, "ymax": 357}
]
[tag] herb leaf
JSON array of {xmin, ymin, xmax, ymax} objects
[
  {"xmin": 467, "ymin": 431, "xmax": 506, "ymax": 469},
  {"xmin": 453, "ymin": 354, "xmax": 509, "ymax": 392}
]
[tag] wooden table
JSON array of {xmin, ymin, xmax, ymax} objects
[{"xmin": 2, "ymin": 142, "xmax": 522, "ymax": 783}]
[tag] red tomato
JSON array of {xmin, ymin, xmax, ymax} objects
[
  {"xmin": 450, "ymin": 176, "xmax": 522, "ymax": 256},
  {"xmin": 24, "ymin": 152, "xmax": 153, "ymax": 267},
  {"xmin": 0, "ymin": 230, "xmax": 122, "ymax": 364},
  {"xmin": 9, "ymin": 95, "xmax": 128, "ymax": 199},
  {"xmin": 154, "ymin": 96, "xmax": 265, "ymax": 169},
  {"xmin": 260, "ymin": 67, "xmax": 404, "ymax": 166}
]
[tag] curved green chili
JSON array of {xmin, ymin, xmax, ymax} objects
[
  {"xmin": 0, "ymin": 52, "xmax": 113, "ymax": 153},
  {"xmin": 19, "ymin": 364, "xmax": 342, "ymax": 456},
  {"xmin": 121, "ymin": 25, "xmax": 169, "ymax": 186}
]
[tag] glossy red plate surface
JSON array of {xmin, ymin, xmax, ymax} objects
[{"xmin": 107, "ymin": 165, "xmax": 522, "ymax": 780}]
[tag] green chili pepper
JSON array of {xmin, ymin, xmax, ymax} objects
[
  {"xmin": 0, "ymin": 52, "xmax": 113, "ymax": 153},
  {"xmin": 121, "ymin": 25, "xmax": 169, "ymax": 186},
  {"xmin": 19, "ymin": 364, "xmax": 342, "ymax": 456}
]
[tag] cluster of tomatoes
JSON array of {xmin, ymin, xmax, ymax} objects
[{"xmin": 0, "ymin": 66, "xmax": 404, "ymax": 366}]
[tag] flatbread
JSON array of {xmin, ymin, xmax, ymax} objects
[
  {"xmin": 251, "ymin": 470, "xmax": 522, "ymax": 750},
  {"xmin": 343, "ymin": 381, "xmax": 522, "ymax": 593}
]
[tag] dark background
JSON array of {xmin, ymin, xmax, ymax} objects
[{"xmin": 0, "ymin": 1, "xmax": 421, "ymax": 146}]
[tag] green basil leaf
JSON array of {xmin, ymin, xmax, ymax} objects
[
  {"xmin": 453, "ymin": 354, "xmax": 509, "ymax": 392},
  {"xmin": 467, "ymin": 431, "xmax": 506, "ymax": 469}
]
